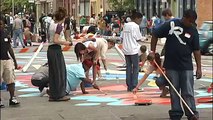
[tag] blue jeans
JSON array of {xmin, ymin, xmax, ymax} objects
[
  {"xmin": 13, "ymin": 29, "xmax": 25, "ymax": 48},
  {"xmin": 155, "ymin": 75, "xmax": 168, "ymax": 88},
  {"xmin": 166, "ymin": 70, "xmax": 199, "ymax": 120},
  {"xmin": 125, "ymin": 54, "xmax": 139, "ymax": 91}
]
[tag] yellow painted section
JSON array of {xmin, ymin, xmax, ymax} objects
[{"xmin": 148, "ymin": 80, "xmax": 157, "ymax": 87}]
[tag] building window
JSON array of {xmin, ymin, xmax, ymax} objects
[{"xmin": 147, "ymin": 0, "xmax": 150, "ymax": 18}]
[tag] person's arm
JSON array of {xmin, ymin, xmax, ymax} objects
[
  {"xmin": 133, "ymin": 65, "xmax": 155, "ymax": 94},
  {"xmin": 150, "ymin": 35, "xmax": 158, "ymax": 52},
  {"xmin": 192, "ymin": 29, "xmax": 202, "ymax": 79},
  {"xmin": 101, "ymin": 59, "xmax": 107, "ymax": 71},
  {"xmin": 132, "ymin": 73, "xmax": 149, "ymax": 94},
  {"xmin": 80, "ymin": 78, "xmax": 100, "ymax": 94},
  {"xmin": 92, "ymin": 63, "xmax": 97, "ymax": 84},
  {"xmin": 193, "ymin": 50, "xmax": 202, "ymax": 79},
  {"xmin": 100, "ymin": 42, "xmax": 108, "ymax": 71},
  {"xmin": 8, "ymin": 46, "xmax": 18, "ymax": 69}
]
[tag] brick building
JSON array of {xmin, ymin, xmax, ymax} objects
[{"xmin": 197, "ymin": 0, "xmax": 213, "ymax": 27}]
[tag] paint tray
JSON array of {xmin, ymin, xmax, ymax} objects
[{"xmin": 135, "ymin": 99, "xmax": 152, "ymax": 106}]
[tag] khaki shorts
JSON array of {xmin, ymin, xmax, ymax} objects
[{"xmin": 0, "ymin": 59, "xmax": 15, "ymax": 84}]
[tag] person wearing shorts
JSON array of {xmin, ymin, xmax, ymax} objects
[{"xmin": 0, "ymin": 18, "xmax": 20, "ymax": 108}]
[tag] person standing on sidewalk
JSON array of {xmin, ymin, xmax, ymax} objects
[
  {"xmin": 13, "ymin": 14, "xmax": 25, "ymax": 48},
  {"xmin": 47, "ymin": 7, "xmax": 72, "ymax": 102},
  {"xmin": 149, "ymin": 9, "xmax": 202, "ymax": 120},
  {"xmin": 121, "ymin": 12, "xmax": 144, "ymax": 92},
  {"xmin": 0, "ymin": 18, "xmax": 20, "ymax": 108}
]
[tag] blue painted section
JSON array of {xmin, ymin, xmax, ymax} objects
[
  {"xmin": 107, "ymin": 101, "xmax": 132, "ymax": 106},
  {"xmin": 18, "ymin": 88, "xmax": 39, "ymax": 92},
  {"xmin": 196, "ymin": 104, "xmax": 213, "ymax": 109},
  {"xmin": 87, "ymin": 97, "xmax": 119, "ymax": 102},
  {"xmin": 71, "ymin": 96, "xmax": 99, "ymax": 100},
  {"xmin": 195, "ymin": 90, "xmax": 212, "ymax": 97},
  {"xmin": 75, "ymin": 103, "xmax": 101, "ymax": 106},
  {"xmin": 198, "ymin": 78, "xmax": 212, "ymax": 83},
  {"xmin": 18, "ymin": 93, "xmax": 40, "ymax": 97},
  {"xmin": 15, "ymin": 81, "xmax": 29, "ymax": 88},
  {"xmin": 15, "ymin": 72, "xmax": 34, "ymax": 76}
]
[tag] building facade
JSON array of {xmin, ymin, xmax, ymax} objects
[
  {"xmin": 197, "ymin": 0, "xmax": 213, "ymax": 27},
  {"xmin": 135, "ymin": 0, "xmax": 212, "ymax": 27},
  {"xmin": 135, "ymin": 0, "xmax": 196, "ymax": 19}
]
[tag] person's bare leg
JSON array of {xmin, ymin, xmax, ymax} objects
[{"xmin": 7, "ymin": 83, "xmax": 20, "ymax": 106}]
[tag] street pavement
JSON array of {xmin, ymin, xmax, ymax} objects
[{"xmin": 0, "ymin": 40, "xmax": 212, "ymax": 120}]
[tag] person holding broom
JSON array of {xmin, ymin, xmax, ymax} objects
[{"xmin": 148, "ymin": 9, "xmax": 201, "ymax": 120}]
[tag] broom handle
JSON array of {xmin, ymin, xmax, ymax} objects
[{"xmin": 153, "ymin": 60, "xmax": 195, "ymax": 115}]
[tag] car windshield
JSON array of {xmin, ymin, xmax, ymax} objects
[{"xmin": 200, "ymin": 22, "xmax": 213, "ymax": 31}]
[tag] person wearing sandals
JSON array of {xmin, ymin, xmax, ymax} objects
[
  {"xmin": 31, "ymin": 63, "xmax": 100, "ymax": 96},
  {"xmin": 0, "ymin": 18, "xmax": 20, "ymax": 108},
  {"xmin": 47, "ymin": 7, "xmax": 72, "ymax": 101}
]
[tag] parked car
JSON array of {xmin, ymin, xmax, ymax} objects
[{"xmin": 198, "ymin": 21, "xmax": 213, "ymax": 55}]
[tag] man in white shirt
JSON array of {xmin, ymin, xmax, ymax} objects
[{"xmin": 121, "ymin": 12, "xmax": 144, "ymax": 91}]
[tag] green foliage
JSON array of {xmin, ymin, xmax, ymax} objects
[
  {"xmin": 107, "ymin": 0, "xmax": 135, "ymax": 11},
  {"xmin": 1, "ymin": 0, "xmax": 31, "ymax": 14}
]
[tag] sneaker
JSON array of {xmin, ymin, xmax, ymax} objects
[
  {"xmin": 40, "ymin": 88, "xmax": 47, "ymax": 97},
  {"xmin": 137, "ymin": 88, "xmax": 144, "ymax": 92},
  {"xmin": 160, "ymin": 87, "xmax": 169, "ymax": 98},
  {"xmin": 9, "ymin": 97, "xmax": 20, "ymax": 106}
]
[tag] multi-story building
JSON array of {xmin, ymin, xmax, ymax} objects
[
  {"xmin": 135, "ymin": 0, "xmax": 212, "ymax": 27},
  {"xmin": 135, "ymin": 0, "xmax": 196, "ymax": 19},
  {"xmin": 197, "ymin": 0, "xmax": 213, "ymax": 27}
]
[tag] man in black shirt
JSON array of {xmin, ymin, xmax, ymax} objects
[
  {"xmin": 0, "ymin": 18, "xmax": 20, "ymax": 108},
  {"xmin": 149, "ymin": 9, "xmax": 201, "ymax": 120}
]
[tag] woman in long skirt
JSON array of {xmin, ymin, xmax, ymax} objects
[{"xmin": 47, "ymin": 7, "xmax": 71, "ymax": 101}]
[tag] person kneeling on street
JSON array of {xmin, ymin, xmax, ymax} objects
[
  {"xmin": 31, "ymin": 63, "xmax": 100, "ymax": 97},
  {"xmin": 133, "ymin": 53, "xmax": 169, "ymax": 97}
]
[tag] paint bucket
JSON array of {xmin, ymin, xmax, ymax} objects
[{"xmin": 0, "ymin": 82, "xmax": 7, "ymax": 90}]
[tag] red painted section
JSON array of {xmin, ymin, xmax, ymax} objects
[
  {"xmin": 19, "ymin": 48, "xmax": 29, "ymax": 53},
  {"xmin": 62, "ymin": 46, "xmax": 71, "ymax": 51}
]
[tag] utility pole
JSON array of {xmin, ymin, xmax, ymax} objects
[{"xmin": 12, "ymin": 0, "xmax": 14, "ymax": 16}]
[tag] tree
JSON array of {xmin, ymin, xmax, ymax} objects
[
  {"xmin": 107, "ymin": 0, "xmax": 135, "ymax": 11},
  {"xmin": 1, "ymin": 0, "xmax": 31, "ymax": 14}
]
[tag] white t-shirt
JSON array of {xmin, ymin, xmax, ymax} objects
[
  {"xmin": 121, "ymin": 22, "xmax": 142, "ymax": 55},
  {"xmin": 10, "ymin": 16, "xmax": 14, "ymax": 24}
]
